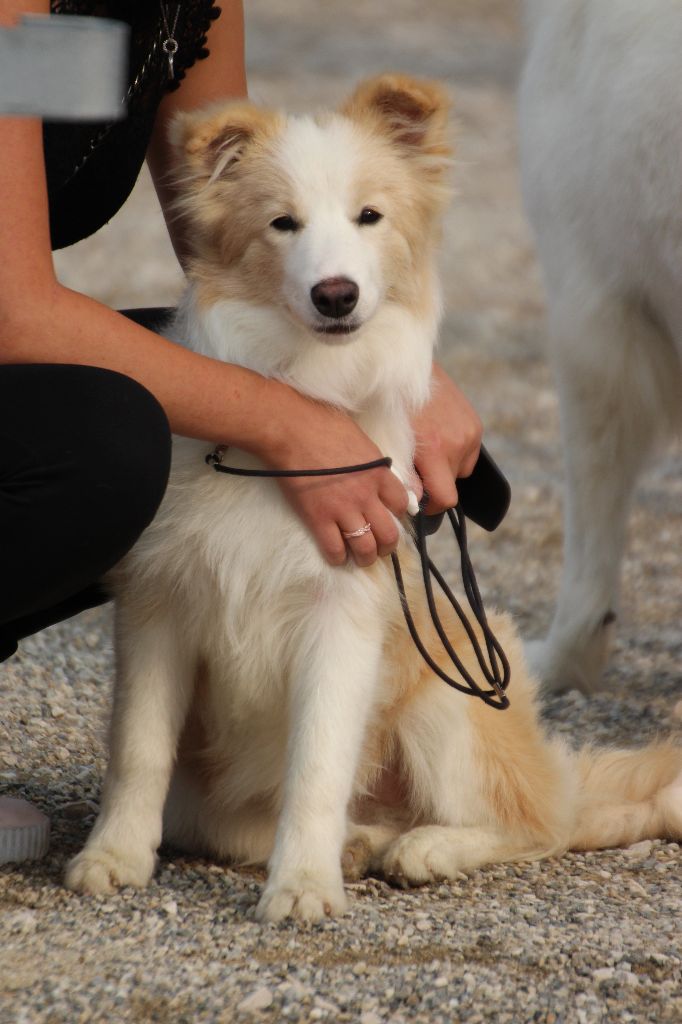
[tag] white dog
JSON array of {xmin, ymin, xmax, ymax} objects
[
  {"xmin": 66, "ymin": 75, "xmax": 682, "ymax": 923},
  {"xmin": 519, "ymin": 0, "xmax": 682, "ymax": 692}
]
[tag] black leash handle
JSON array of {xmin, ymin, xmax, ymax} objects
[{"xmin": 206, "ymin": 445, "xmax": 511, "ymax": 709}]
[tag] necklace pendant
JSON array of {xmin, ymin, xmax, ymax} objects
[{"xmin": 162, "ymin": 36, "xmax": 179, "ymax": 80}]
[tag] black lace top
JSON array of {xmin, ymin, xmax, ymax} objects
[{"xmin": 46, "ymin": 1, "xmax": 221, "ymax": 249}]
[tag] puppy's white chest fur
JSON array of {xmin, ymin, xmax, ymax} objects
[{"xmin": 123, "ymin": 289, "xmax": 434, "ymax": 719}]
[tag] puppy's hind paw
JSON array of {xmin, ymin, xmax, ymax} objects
[
  {"xmin": 65, "ymin": 845, "xmax": 155, "ymax": 896},
  {"xmin": 659, "ymin": 769, "xmax": 682, "ymax": 837},
  {"xmin": 383, "ymin": 826, "xmax": 461, "ymax": 888},
  {"xmin": 255, "ymin": 874, "xmax": 347, "ymax": 924}
]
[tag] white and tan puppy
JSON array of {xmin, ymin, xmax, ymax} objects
[
  {"xmin": 520, "ymin": 0, "xmax": 682, "ymax": 692},
  {"xmin": 66, "ymin": 76, "xmax": 682, "ymax": 923}
]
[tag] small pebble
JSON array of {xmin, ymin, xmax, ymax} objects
[
  {"xmin": 237, "ymin": 987, "xmax": 274, "ymax": 1013},
  {"xmin": 359, "ymin": 1013, "xmax": 382, "ymax": 1024},
  {"xmin": 624, "ymin": 840, "xmax": 653, "ymax": 859}
]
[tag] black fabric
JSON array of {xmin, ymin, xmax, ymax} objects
[
  {"xmin": 46, "ymin": 1, "xmax": 222, "ymax": 249},
  {"xmin": 0, "ymin": 361, "xmax": 171, "ymax": 662}
]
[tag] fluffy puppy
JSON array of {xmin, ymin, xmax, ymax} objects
[{"xmin": 66, "ymin": 75, "xmax": 682, "ymax": 923}]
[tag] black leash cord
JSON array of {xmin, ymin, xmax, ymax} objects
[
  {"xmin": 391, "ymin": 508, "xmax": 510, "ymax": 710},
  {"xmin": 206, "ymin": 447, "xmax": 511, "ymax": 710},
  {"xmin": 207, "ymin": 451, "xmax": 393, "ymax": 478}
]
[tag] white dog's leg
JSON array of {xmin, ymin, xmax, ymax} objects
[
  {"xmin": 66, "ymin": 610, "xmax": 194, "ymax": 894},
  {"xmin": 528, "ymin": 299, "xmax": 663, "ymax": 693},
  {"xmin": 255, "ymin": 584, "xmax": 384, "ymax": 924}
]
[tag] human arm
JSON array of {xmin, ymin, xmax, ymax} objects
[
  {"xmin": 0, "ymin": 1, "xmax": 407, "ymax": 567},
  {"xmin": 146, "ymin": 0, "xmax": 248, "ymax": 264}
]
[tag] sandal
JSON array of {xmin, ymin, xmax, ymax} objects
[{"xmin": 0, "ymin": 797, "xmax": 50, "ymax": 864}]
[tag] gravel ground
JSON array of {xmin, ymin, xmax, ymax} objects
[{"xmin": 2, "ymin": 2, "xmax": 681, "ymax": 1022}]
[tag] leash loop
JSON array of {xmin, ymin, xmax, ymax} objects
[{"xmin": 391, "ymin": 507, "xmax": 510, "ymax": 710}]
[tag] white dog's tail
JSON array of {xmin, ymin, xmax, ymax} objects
[{"xmin": 570, "ymin": 742, "xmax": 682, "ymax": 850}]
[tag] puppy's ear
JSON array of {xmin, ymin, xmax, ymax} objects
[
  {"xmin": 169, "ymin": 101, "xmax": 282, "ymax": 184},
  {"xmin": 342, "ymin": 74, "xmax": 451, "ymax": 166}
]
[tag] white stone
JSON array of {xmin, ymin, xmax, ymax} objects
[
  {"xmin": 237, "ymin": 988, "xmax": 274, "ymax": 1013},
  {"xmin": 7, "ymin": 910, "xmax": 38, "ymax": 934},
  {"xmin": 624, "ymin": 840, "xmax": 653, "ymax": 859}
]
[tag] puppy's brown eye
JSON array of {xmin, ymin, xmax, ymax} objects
[
  {"xmin": 270, "ymin": 215, "xmax": 300, "ymax": 232},
  {"xmin": 358, "ymin": 208, "xmax": 383, "ymax": 226}
]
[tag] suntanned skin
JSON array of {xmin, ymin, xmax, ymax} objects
[{"xmin": 0, "ymin": 0, "xmax": 481, "ymax": 567}]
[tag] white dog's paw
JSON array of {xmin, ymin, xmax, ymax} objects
[
  {"xmin": 524, "ymin": 637, "xmax": 594, "ymax": 695},
  {"xmin": 255, "ymin": 873, "xmax": 347, "ymax": 924},
  {"xmin": 523, "ymin": 638, "xmax": 574, "ymax": 692},
  {"xmin": 524, "ymin": 616, "xmax": 615, "ymax": 695},
  {"xmin": 383, "ymin": 827, "xmax": 461, "ymax": 887},
  {"xmin": 65, "ymin": 844, "xmax": 156, "ymax": 895}
]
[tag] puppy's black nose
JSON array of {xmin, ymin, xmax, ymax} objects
[{"xmin": 311, "ymin": 278, "xmax": 359, "ymax": 319}]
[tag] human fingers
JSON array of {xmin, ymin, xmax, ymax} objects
[
  {"xmin": 413, "ymin": 414, "xmax": 482, "ymax": 514},
  {"xmin": 364, "ymin": 499, "xmax": 402, "ymax": 559},
  {"xmin": 377, "ymin": 467, "xmax": 410, "ymax": 519},
  {"xmin": 455, "ymin": 421, "xmax": 483, "ymax": 479},
  {"xmin": 337, "ymin": 479, "xmax": 403, "ymax": 566},
  {"xmin": 279, "ymin": 467, "xmax": 400, "ymax": 567},
  {"xmin": 340, "ymin": 517, "xmax": 378, "ymax": 568},
  {"xmin": 412, "ymin": 366, "xmax": 483, "ymax": 512},
  {"xmin": 322, "ymin": 465, "xmax": 407, "ymax": 566},
  {"xmin": 313, "ymin": 520, "xmax": 349, "ymax": 567},
  {"xmin": 416, "ymin": 455, "xmax": 459, "ymax": 515}
]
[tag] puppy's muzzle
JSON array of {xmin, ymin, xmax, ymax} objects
[{"xmin": 311, "ymin": 277, "xmax": 359, "ymax": 319}]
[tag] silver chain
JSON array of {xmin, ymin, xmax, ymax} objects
[
  {"xmin": 61, "ymin": 4, "xmax": 180, "ymax": 187},
  {"xmin": 160, "ymin": 3, "xmax": 181, "ymax": 81}
]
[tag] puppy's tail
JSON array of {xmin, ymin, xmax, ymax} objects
[{"xmin": 569, "ymin": 742, "xmax": 682, "ymax": 850}]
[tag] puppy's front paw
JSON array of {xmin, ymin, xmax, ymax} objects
[
  {"xmin": 255, "ymin": 873, "xmax": 347, "ymax": 924},
  {"xmin": 65, "ymin": 844, "xmax": 155, "ymax": 895}
]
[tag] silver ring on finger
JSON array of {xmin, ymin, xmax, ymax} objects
[{"xmin": 342, "ymin": 522, "xmax": 372, "ymax": 540}]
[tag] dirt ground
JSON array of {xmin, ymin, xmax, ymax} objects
[{"xmin": 3, "ymin": 1, "xmax": 681, "ymax": 1021}]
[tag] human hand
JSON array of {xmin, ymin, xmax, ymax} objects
[
  {"xmin": 259, "ymin": 384, "xmax": 409, "ymax": 567},
  {"xmin": 411, "ymin": 363, "xmax": 482, "ymax": 514}
]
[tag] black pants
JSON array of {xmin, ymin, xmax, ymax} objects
[{"xmin": 0, "ymin": 309, "xmax": 173, "ymax": 662}]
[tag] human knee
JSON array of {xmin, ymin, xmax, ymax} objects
[{"xmin": 83, "ymin": 369, "xmax": 171, "ymax": 534}]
